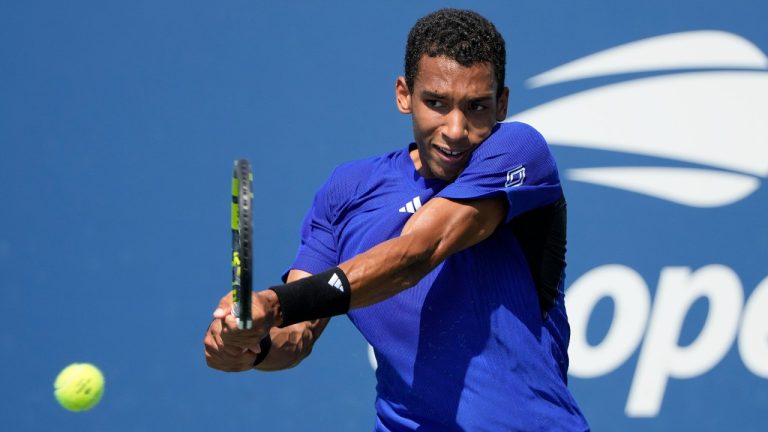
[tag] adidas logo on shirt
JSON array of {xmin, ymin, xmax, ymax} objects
[
  {"xmin": 328, "ymin": 272, "xmax": 344, "ymax": 292},
  {"xmin": 398, "ymin": 196, "xmax": 422, "ymax": 214}
]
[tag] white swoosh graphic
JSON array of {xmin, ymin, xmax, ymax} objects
[
  {"xmin": 512, "ymin": 71, "xmax": 768, "ymax": 177},
  {"xmin": 527, "ymin": 31, "xmax": 768, "ymax": 88},
  {"xmin": 568, "ymin": 167, "xmax": 760, "ymax": 207},
  {"xmin": 511, "ymin": 31, "xmax": 768, "ymax": 207}
]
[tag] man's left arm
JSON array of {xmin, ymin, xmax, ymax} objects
[
  {"xmin": 340, "ymin": 195, "xmax": 506, "ymax": 308},
  {"xmin": 211, "ymin": 194, "xmax": 506, "ymax": 354}
]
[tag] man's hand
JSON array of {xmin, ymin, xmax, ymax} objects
[
  {"xmin": 204, "ymin": 291, "xmax": 281, "ymax": 372},
  {"xmin": 204, "ymin": 313, "xmax": 258, "ymax": 372}
]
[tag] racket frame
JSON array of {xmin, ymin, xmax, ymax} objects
[{"xmin": 231, "ymin": 160, "xmax": 253, "ymax": 330}]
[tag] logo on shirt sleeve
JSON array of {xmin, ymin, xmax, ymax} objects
[{"xmin": 505, "ymin": 166, "xmax": 526, "ymax": 187}]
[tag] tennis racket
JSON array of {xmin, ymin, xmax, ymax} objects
[{"xmin": 231, "ymin": 159, "xmax": 253, "ymax": 330}]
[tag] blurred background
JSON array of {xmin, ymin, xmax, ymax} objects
[{"xmin": 1, "ymin": 0, "xmax": 766, "ymax": 430}]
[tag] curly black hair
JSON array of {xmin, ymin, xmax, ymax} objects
[{"xmin": 405, "ymin": 9, "xmax": 506, "ymax": 98}]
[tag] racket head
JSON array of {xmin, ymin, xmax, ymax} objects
[{"xmin": 231, "ymin": 159, "xmax": 253, "ymax": 330}]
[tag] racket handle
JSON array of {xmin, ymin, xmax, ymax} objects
[
  {"xmin": 232, "ymin": 307, "xmax": 253, "ymax": 330},
  {"xmin": 238, "ymin": 319, "xmax": 253, "ymax": 330}
]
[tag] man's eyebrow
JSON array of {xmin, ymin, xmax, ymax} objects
[
  {"xmin": 421, "ymin": 91, "xmax": 446, "ymax": 99},
  {"xmin": 421, "ymin": 91, "xmax": 496, "ymax": 101},
  {"xmin": 469, "ymin": 93, "xmax": 495, "ymax": 101}
]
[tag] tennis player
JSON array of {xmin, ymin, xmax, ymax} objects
[{"xmin": 205, "ymin": 8, "xmax": 589, "ymax": 431}]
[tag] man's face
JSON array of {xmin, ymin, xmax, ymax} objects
[{"xmin": 396, "ymin": 55, "xmax": 509, "ymax": 181}]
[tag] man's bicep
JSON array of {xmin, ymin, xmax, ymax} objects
[{"xmin": 401, "ymin": 195, "xmax": 507, "ymax": 261}]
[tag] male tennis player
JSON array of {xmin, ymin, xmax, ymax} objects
[{"xmin": 205, "ymin": 9, "xmax": 589, "ymax": 431}]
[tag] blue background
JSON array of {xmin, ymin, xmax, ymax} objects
[{"xmin": 1, "ymin": 1, "xmax": 765, "ymax": 430}]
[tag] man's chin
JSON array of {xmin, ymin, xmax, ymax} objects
[
  {"xmin": 428, "ymin": 157, "xmax": 468, "ymax": 182},
  {"xmin": 432, "ymin": 168, "xmax": 461, "ymax": 182},
  {"xmin": 420, "ymin": 158, "xmax": 464, "ymax": 182}
]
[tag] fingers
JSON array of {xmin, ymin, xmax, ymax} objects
[
  {"xmin": 204, "ymin": 318, "xmax": 259, "ymax": 372},
  {"xmin": 205, "ymin": 291, "xmax": 271, "ymax": 372},
  {"xmin": 220, "ymin": 314, "xmax": 264, "ymax": 350},
  {"xmin": 205, "ymin": 343, "xmax": 258, "ymax": 372}
]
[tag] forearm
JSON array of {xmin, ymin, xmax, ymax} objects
[
  {"xmin": 254, "ymin": 318, "xmax": 330, "ymax": 371},
  {"xmin": 268, "ymin": 197, "xmax": 505, "ymax": 326},
  {"xmin": 252, "ymin": 237, "xmax": 428, "ymax": 368},
  {"xmin": 253, "ymin": 269, "xmax": 329, "ymax": 371},
  {"xmin": 340, "ymin": 196, "xmax": 505, "ymax": 309},
  {"xmin": 339, "ymin": 233, "xmax": 440, "ymax": 308}
]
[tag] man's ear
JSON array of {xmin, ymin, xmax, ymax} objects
[
  {"xmin": 496, "ymin": 86, "xmax": 510, "ymax": 122},
  {"xmin": 395, "ymin": 76, "xmax": 412, "ymax": 114}
]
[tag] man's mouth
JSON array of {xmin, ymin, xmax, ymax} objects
[{"xmin": 433, "ymin": 144, "xmax": 467, "ymax": 160}]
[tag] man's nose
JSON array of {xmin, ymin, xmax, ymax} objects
[{"xmin": 442, "ymin": 108, "xmax": 469, "ymax": 143}]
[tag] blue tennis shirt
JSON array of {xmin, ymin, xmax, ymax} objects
[{"xmin": 288, "ymin": 122, "xmax": 589, "ymax": 431}]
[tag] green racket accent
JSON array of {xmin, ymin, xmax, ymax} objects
[{"xmin": 231, "ymin": 178, "xmax": 240, "ymax": 230}]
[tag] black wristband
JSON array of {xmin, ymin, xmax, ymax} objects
[
  {"xmin": 252, "ymin": 334, "xmax": 272, "ymax": 367},
  {"xmin": 269, "ymin": 267, "xmax": 352, "ymax": 327}
]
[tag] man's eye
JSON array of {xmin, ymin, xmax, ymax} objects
[
  {"xmin": 470, "ymin": 102, "xmax": 487, "ymax": 111},
  {"xmin": 426, "ymin": 99, "xmax": 444, "ymax": 108}
]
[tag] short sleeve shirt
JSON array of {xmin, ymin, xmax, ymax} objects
[{"xmin": 287, "ymin": 122, "xmax": 589, "ymax": 431}]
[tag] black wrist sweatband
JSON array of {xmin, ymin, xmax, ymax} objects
[
  {"xmin": 269, "ymin": 267, "xmax": 352, "ymax": 327},
  {"xmin": 252, "ymin": 334, "xmax": 272, "ymax": 367}
]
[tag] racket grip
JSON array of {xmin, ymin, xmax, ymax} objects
[
  {"xmin": 238, "ymin": 319, "xmax": 253, "ymax": 330},
  {"xmin": 232, "ymin": 307, "xmax": 253, "ymax": 330}
]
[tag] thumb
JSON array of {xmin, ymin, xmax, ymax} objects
[
  {"xmin": 213, "ymin": 307, "xmax": 229, "ymax": 319},
  {"xmin": 213, "ymin": 294, "xmax": 233, "ymax": 319}
]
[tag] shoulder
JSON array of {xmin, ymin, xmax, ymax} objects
[
  {"xmin": 314, "ymin": 148, "xmax": 405, "ymax": 216},
  {"xmin": 473, "ymin": 121, "xmax": 550, "ymax": 160},
  {"xmin": 328, "ymin": 154, "xmax": 383, "ymax": 185},
  {"xmin": 324, "ymin": 148, "xmax": 403, "ymax": 192},
  {"xmin": 446, "ymin": 122, "xmax": 561, "ymax": 197},
  {"xmin": 462, "ymin": 121, "xmax": 555, "ymax": 177}
]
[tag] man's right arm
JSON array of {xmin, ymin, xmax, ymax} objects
[
  {"xmin": 206, "ymin": 165, "xmax": 344, "ymax": 372},
  {"xmin": 253, "ymin": 269, "xmax": 330, "ymax": 371},
  {"xmin": 204, "ymin": 269, "xmax": 330, "ymax": 372}
]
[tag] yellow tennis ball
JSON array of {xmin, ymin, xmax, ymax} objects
[{"xmin": 54, "ymin": 363, "xmax": 105, "ymax": 412}]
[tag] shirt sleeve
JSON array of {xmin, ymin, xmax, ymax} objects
[
  {"xmin": 282, "ymin": 170, "xmax": 343, "ymax": 281},
  {"xmin": 436, "ymin": 122, "xmax": 563, "ymax": 223}
]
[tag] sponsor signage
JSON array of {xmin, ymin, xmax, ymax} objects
[{"xmin": 509, "ymin": 31, "xmax": 768, "ymax": 428}]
